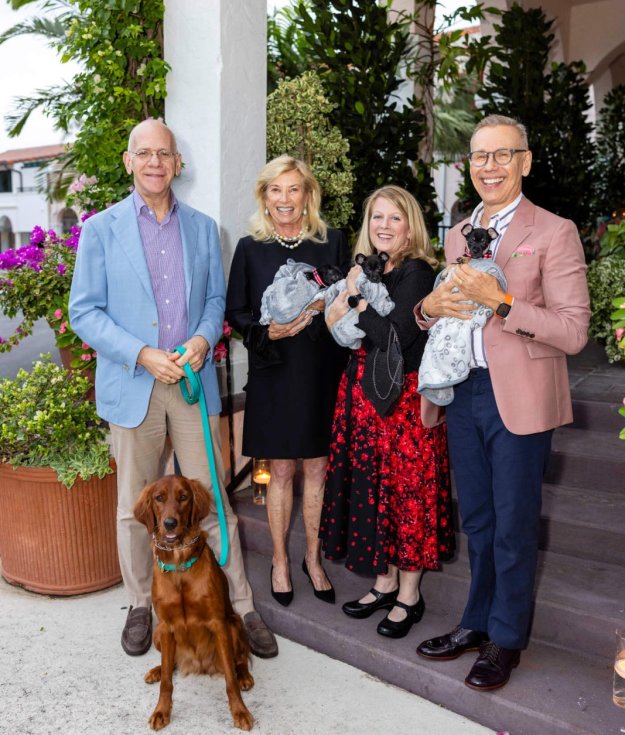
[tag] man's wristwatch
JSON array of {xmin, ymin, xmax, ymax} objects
[
  {"xmin": 347, "ymin": 293, "xmax": 364, "ymax": 308},
  {"xmin": 495, "ymin": 293, "xmax": 513, "ymax": 319}
]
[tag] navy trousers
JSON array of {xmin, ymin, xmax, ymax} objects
[{"xmin": 446, "ymin": 368, "xmax": 553, "ymax": 649}]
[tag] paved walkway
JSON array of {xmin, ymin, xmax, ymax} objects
[{"xmin": 0, "ymin": 576, "xmax": 494, "ymax": 735}]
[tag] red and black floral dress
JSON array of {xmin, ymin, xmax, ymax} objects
[{"xmin": 319, "ymin": 258, "xmax": 455, "ymax": 575}]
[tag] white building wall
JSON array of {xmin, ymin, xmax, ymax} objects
[
  {"xmin": 164, "ymin": 0, "xmax": 266, "ymax": 278},
  {"xmin": 164, "ymin": 0, "xmax": 267, "ymax": 397}
]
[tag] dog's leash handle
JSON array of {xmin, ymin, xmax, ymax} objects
[{"xmin": 174, "ymin": 346, "xmax": 229, "ymax": 567}]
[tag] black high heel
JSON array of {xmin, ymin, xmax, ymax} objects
[
  {"xmin": 302, "ymin": 559, "xmax": 335, "ymax": 604},
  {"xmin": 342, "ymin": 587, "xmax": 398, "ymax": 619},
  {"xmin": 376, "ymin": 596, "xmax": 425, "ymax": 639},
  {"xmin": 270, "ymin": 565, "xmax": 293, "ymax": 607}
]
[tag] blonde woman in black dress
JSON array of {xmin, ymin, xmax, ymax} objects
[{"xmin": 226, "ymin": 155, "xmax": 350, "ymax": 607}]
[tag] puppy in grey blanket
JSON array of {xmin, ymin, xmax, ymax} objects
[
  {"xmin": 418, "ymin": 225, "xmax": 507, "ymax": 406},
  {"xmin": 324, "ymin": 252, "xmax": 395, "ymax": 349},
  {"xmin": 259, "ymin": 259, "xmax": 343, "ymax": 325}
]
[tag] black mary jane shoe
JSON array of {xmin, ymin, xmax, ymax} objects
[
  {"xmin": 342, "ymin": 587, "xmax": 399, "ymax": 619},
  {"xmin": 376, "ymin": 597, "xmax": 425, "ymax": 639},
  {"xmin": 302, "ymin": 559, "xmax": 335, "ymax": 604},
  {"xmin": 270, "ymin": 565, "xmax": 293, "ymax": 607}
]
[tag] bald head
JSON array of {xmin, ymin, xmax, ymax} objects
[
  {"xmin": 123, "ymin": 118, "xmax": 182, "ymax": 207},
  {"xmin": 127, "ymin": 119, "xmax": 178, "ymax": 155}
]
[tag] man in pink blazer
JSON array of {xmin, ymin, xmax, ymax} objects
[{"xmin": 414, "ymin": 115, "xmax": 590, "ymax": 690}]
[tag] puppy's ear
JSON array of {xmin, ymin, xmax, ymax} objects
[
  {"xmin": 379, "ymin": 252, "xmax": 389, "ymax": 262},
  {"xmin": 134, "ymin": 482, "xmax": 157, "ymax": 534},
  {"xmin": 461, "ymin": 223, "xmax": 473, "ymax": 236},
  {"xmin": 355, "ymin": 253, "xmax": 365, "ymax": 266},
  {"xmin": 487, "ymin": 227, "xmax": 498, "ymax": 241},
  {"xmin": 188, "ymin": 479, "xmax": 211, "ymax": 527}
]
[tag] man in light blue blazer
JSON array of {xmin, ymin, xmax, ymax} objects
[{"xmin": 69, "ymin": 119, "xmax": 277, "ymax": 658}]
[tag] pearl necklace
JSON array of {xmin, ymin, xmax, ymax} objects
[{"xmin": 272, "ymin": 229, "xmax": 304, "ymax": 250}]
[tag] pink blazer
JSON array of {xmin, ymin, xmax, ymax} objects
[{"xmin": 419, "ymin": 197, "xmax": 590, "ymax": 435}]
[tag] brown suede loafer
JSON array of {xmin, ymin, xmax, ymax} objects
[
  {"xmin": 243, "ymin": 611, "xmax": 278, "ymax": 659},
  {"xmin": 121, "ymin": 605, "xmax": 152, "ymax": 656},
  {"xmin": 417, "ymin": 625, "xmax": 489, "ymax": 660},
  {"xmin": 464, "ymin": 642, "xmax": 521, "ymax": 690}
]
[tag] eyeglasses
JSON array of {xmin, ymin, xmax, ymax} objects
[
  {"xmin": 128, "ymin": 149, "xmax": 178, "ymax": 162},
  {"xmin": 468, "ymin": 148, "xmax": 528, "ymax": 167}
]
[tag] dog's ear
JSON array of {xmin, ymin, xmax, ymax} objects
[
  {"xmin": 188, "ymin": 479, "xmax": 212, "ymax": 527},
  {"xmin": 379, "ymin": 252, "xmax": 390, "ymax": 262},
  {"xmin": 487, "ymin": 227, "xmax": 498, "ymax": 241},
  {"xmin": 134, "ymin": 482, "xmax": 157, "ymax": 534},
  {"xmin": 461, "ymin": 223, "xmax": 473, "ymax": 237},
  {"xmin": 355, "ymin": 253, "xmax": 365, "ymax": 266}
]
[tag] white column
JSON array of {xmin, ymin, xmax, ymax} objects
[{"xmin": 164, "ymin": 0, "xmax": 267, "ymax": 274}]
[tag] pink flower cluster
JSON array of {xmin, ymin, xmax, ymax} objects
[
  {"xmin": 212, "ymin": 321, "xmax": 234, "ymax": 363},
  {"xmin": 68, "ymin": 174, "xmax": 97, "ymax": 194}
]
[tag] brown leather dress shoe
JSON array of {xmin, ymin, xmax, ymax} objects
[
  {"xmin": 417, "ymin": 625, "xmax": 489, "ymax": 660},
  {"xmin": 121, "ymin": 605, "xmax": 152, "ymax": 656},
  {"xmin": 464, "ymin": 642, "xmax": 521, "ymax": 690},
  {"xmin": 243, "ymin": 611, "xmax": 278, "ymax": 659}
]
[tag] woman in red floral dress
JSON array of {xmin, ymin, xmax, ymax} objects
[{"xmin": 320, "ymin": 185, "xmax": 455, "ymax": 639}]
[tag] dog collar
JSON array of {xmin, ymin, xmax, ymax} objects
[
  {"xmin": 311, "ymin": 268, "xmax": 326, "ymax": 288},
  {"xmin": 157, "ymin": 556, "xmax": 200, "ymax": 573}
]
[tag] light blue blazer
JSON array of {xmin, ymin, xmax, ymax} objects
[{"xmin": 69, "ymin": 194, "xmax": 225, "ymax": 428}]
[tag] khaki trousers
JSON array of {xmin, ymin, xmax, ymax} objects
[{"xmin": 109, "ymin": 380, "xmax": 254, "ymax": 616}]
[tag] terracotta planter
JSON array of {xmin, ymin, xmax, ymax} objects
[{"xmin": 0, "ymin": 463, "xmax": 121, "ymax": 595}]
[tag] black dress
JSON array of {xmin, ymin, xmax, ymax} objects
[
  {"xmin": 319, "ymin": 258, "xmax": 456, "ymax": 575},
  {"xmin": 226, "ymin": 230, "xmax": 351, "ymax": 459}
]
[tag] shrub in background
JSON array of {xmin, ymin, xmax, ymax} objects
[
  {"xmin": 0, "ymin": 357, "xmax": 112, "ymax": 488},
  {"xmin": 267, "ymin": 71, "xmax": 354, "ymax": 229},
  {"xmin": 588, "ymin": 256, "xmax": 625, "ymax": 363}
]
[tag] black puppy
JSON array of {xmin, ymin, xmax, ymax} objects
[
  {"xmin": 304, "ymin": 264, "xmax": 343, "ymax": 289},
  {"xmin": 460, "ymin": 224, "xmax": 498, "ymax": 259},
  {"xmin": 354, "ymin": 252, "xmax": 389, "ymax": 283}
]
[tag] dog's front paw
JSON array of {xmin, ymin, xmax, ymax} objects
[
  {"xmin": 144, "ymin": 665, "xmax": 161, "ymax": 684},
  {"xmin": 148, "ymin": 708, "xmax": 171, "ymax": 730},
  {"xmin": 232, "ymin": 707, "xmax": 254, "ymax": 731},
  {"xmin": 237, "ymin": 670, "xmax": 254, "ymax": 691}
]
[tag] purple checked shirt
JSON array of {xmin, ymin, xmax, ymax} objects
[{"xmin": 133, "ymin": 190, "xmax": 188, "ymax": 352}]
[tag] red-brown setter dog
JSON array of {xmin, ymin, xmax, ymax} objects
[{"xmin": 134, "ymin": 475, "xmax": 254, "ymax": 731}]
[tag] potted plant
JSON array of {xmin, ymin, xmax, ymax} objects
[
  {"xmin": 0, "ymin": 213, "xmax": 97, "ymax": 371},
  {"xmin": 0, "ymin": 356, "xmax": 120, "ymax": 595}
]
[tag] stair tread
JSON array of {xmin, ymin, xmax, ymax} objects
[
  {"xmin": 243, "ymin": 549, "xmax": 624, "ymax": 735},
  {"xmin": 551, "ymin": 425, "xmax": 625, "ymax": 461},
  {"xmin": 542, "ymin": 483, "xmax": 625, "ymax": 534}
]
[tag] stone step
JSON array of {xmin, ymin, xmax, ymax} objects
[
  {"xmin": 241, "ymin": 548, "xmax": 624, "ymax": 735},
  {"xmin": 233, "ymin": 491, "xmax": 624, "ymax": 663},
  {"xmin": 545, "ymin": 427, "xmax": 624, "ymax": 493},
  {"xmin": 541, "ymin": 483, "xmax": 625, "ymax": 566},
  {"xmin": 571, "ymin": 397, "xmax": 625, "ymax": 433}
]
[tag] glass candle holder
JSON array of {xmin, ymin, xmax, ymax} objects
[
  {"xmin": 613, "ymin": 628, "xmax": 625, "ymax": 708},
  {"xmin": 253, "ymin": 458, "xmax": 271, "ymax": 485},
  {"xmin": 253, "ymin": 481, "xmax": 266, "ymax": 505}
]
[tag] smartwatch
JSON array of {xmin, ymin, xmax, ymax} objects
[
  {"xmin": 495, "ymin": 293, "xmax": 513, "ymax": 319},
  {"xmin": 347, "ymin": 293, "xmax": 364, "ymax": 308}
]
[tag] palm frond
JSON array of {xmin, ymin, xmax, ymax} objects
[
  {"xmin": 0, "ymin": 16, "xmax": 69, "ymax": 45},
  {"xmin": 5, "ymin": 83, "xmax": 78, "ymax": 138}
]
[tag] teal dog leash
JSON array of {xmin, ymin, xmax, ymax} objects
[{"xmin": 174, "ymin": 345, "xmax": 229, "ymax": 567}]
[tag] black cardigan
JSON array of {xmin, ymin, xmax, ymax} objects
[{"xmin": 357, "ymin": 257, "xmax": 435, "ymax": 375}]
